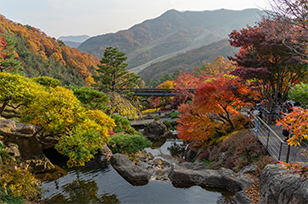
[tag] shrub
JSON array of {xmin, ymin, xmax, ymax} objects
[
  {"xmin": 154, "ymin": 117, "xmax": 160, "ymax": 121},
  {"xmin": 163, "ymin": 120, "xmax": 177, "ymax": 130},
  {"xmin": 107, "ymin": 133, "xmax": 152, "ymax": 154},
  {"xmin": 170, "ymin": 112, "xmax": 179, "ymax": 119},
  {"xmin": 210, "ymin": 131, "xmax": 267, "ymax": 172},
  {"xmin": 110, "ymin": 114, "xmax": 137, "ymax": 134},
  {"xmin": 254, "ymin": 155, "xmax": 277, "ymax": 176}
]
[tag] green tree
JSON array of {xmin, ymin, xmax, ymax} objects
[
  {"xmin": 92, "ymin": 47, "xmax": 140, "ymax": 93},
  {"xmin": 287, "ymin": 83, "xmax": 308, "ymax": 108},
  {"xmin": 0, "ymin": 34, "xmax": 23, "ymax": 74},
  {"xmin": 65, "ymin": 85, "xmax": 109, "ymax": 111}
]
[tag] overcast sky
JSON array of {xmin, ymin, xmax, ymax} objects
[{"xmin": 0, "ymin": 0, "xmax": 270, "ymax": 39}]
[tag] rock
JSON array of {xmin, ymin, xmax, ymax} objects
[
  {"xmin": 0, "ymin": 120, "xmax": 16, "ymax": 133},
  {"xmin": 238, "ymin": 163, "xmax": 257, "ymax": 174},
  {"xmin": 231, "ymin": 190, "xmax": 253, "ymax": 204},
  {"xmin": 259, "ymin": 164, "xmax": 308, "ymax": 204},
  {"xmin": 143, "ymin": 120, "xmax": 169, "ymax": 139},
  {"xmin": 4, "ymin": 142, "xmax": 20, "ymax": 158},
  {"xmin": 169, "ymin": 165, "xmax": 255, "ymax": 193},
  {"xmin": 110, "ymin": 153, "xmax": 150, "ymax": 185},
  {"xmin": 184, "ymin": 141, "xmax": 202, "ymax": 162},
  {"xmin": 16, "ymin": 123, "xmax": 36, "ymax": 134},
  {"xmin": 23, "ymin": 154, "xmax": 55, "ymax": 174}
]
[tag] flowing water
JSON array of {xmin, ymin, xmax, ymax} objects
[{"xmin": 41, "ymin": 133, "xmax": 234, "ymax": 204}]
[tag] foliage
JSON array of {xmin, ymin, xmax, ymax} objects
[
  {"xmin": 194, "ymin": 74, "xmax": 256, "ymax": 130},
  {"xmin": 106, "ymin": 92, "xmax": 142, "ymax": 119},
  {"xmin": 92, "ymin": 47, "xmax": 140, "ymax": 93},
  {"xmin": 0, "ymin": 15, "xmax": 100, "ymax": 85},
  {"xmin": 32, "ymin": 76, "xmax": 61, "ymax": 88},
  {"xmin": 107, "ymin": 133, "xmax": 152, "ymax": 154},
  {"xmin": 268, "ymin": 0, "xmax": 308, "ymax": 57},
  {"xmin": 0, "ymin": 72, "xmax": 45, "ymax": 118},
  {"xmin": 163, "ymin": 120, "xmax": 177, "ymax": 130},
  {"xmin": 254, "ymin": 155, "xmax": 277, "ymax": 177},
  {"xmin": 154, "ymin": 117, "xmax": 160, "ymax": 121},
  {"xmin": 287, "ymin": 83, "xmax": 308, "ymax": 108},
  {"xmin": 276, "ymin": 107, "xmax": 308, "ymax": 177},
  {"xmin": 0, "ymin": 34, "xmax": 23, "ymax": 74},
  {"xmin": 65, "ymin": 85, "xmax": 109, "ymax": 111},
  {"xmin": 110, "ymin": 114, "xmax": 137, "ymax": 134},
  {"xmin": 194, "ymin": 56, "xmax": 236, "ymax": 76},
  {"xmin": 229, "ymin": 18, "xmax": 308, "ymax": 105},
  {"xmin": 141, "ymin": 108, "xmax": 161, "ymax": 114},
  {"xmin": 170, "ymin": 111, "xmax": 179, "ymax": 119},
  {"xmin": 0, "ymin": 73, "xmax": 116, "ymax": 167},
  {"xmin": 0, "ymin": 166, "xmax": 41, "ymax": 202}
]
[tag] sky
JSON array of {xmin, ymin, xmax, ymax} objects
[{"xmin": 0, "ymin": 0, "xmax": 270, "ymax": 39}]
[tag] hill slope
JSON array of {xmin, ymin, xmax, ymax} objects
[
  {"xmin": 78, "ymin": 9, "xmax": 262, "ymax": 71},
  {"xmin": 0, "ymin": 15, "xmax": 99, "ymax": 86},
  {"xmin": 138, "ymin": 38, "xmax": 237, "ymax": 81}
]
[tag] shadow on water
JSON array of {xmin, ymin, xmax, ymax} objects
[{"xmin": 41, "ymin": 134, "xmax": 234, "ymax": 204}]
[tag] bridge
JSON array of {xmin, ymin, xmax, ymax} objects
[
  {"xmin": 248, "ymin": 109, "xmax": 308, "ymax": 165},
  {"xmin": 127, "ymin": 88, "xmax": 195, "ymax": 97}
]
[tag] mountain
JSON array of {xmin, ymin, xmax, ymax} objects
[
  {"xmin": 0, "ymin": 15, "xmax": 100, "ymax": 86},
  {"xmin": 78, "ymin": 8, "xmax": 263, "ymax": 72},
  {"xmin": 58, "ymin": 35, "xmax": 91, "ymax": 48},
  {"xmin": 138, "ymin": 38, "xmax": 237, "ymax": 81}
]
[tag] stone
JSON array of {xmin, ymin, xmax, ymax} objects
[
  {"xmin": 4, "ymin": 142, "xmax": 21, "ymax": 158},
  {"xmin": 259, "ymin": 164, "xmax": 308, "ymax": 204},
  {"xmin": 0, "ymin": 120, "xmax": 16, "ymax": 133},
  {"xmin": 143, "ymin": 120, "xmax": 169, "ymax": 139},
  {"xmin": 16, "ymin": 123, "xmax": 36, "ymax": 134},
  {"xmin": 110, "ymin": 153, "xmax": 150, "ymax": 185},
  {"xmin": 169, "ymin": 165, "xmax": 255, "ymax": 193},
  {"xmin": 184, "ymin": 141, "xmax": 202, "ymax": 162},
  {"xmin": 231, "ymin": 190, "xmax": 253, "ymax": 204}
]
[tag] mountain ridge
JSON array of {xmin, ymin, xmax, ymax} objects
[{"xmin": 78, "ymin": 8, "xmax": 263, "ymax": 71}]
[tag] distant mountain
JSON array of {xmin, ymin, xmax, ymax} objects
[
  {"xmin": 58, "ymin": 35, "xmax": 91, "ymax": 48},
  {"xmin": 78, "ymin": 9, "xmax": 263, "ymax": 72},
  {"xmin": 58, "ymin": 35, "xmax": 90, "ymax": 43},
  {"xmin": 138, "ymin": 38, "xmax": 237, "ymax": 81},
  {"xmin": 0, "ymin": 15, "xmax": 100, "ymax": 86}
]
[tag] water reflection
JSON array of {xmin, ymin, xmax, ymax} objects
[{"xmin": 41, "ymin": 133, "xmax": 233, "ymax": 204}]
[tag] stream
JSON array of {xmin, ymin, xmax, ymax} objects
[{"xmin": 41, "ymin": 132, "xmax": 234, "ymax": 203}]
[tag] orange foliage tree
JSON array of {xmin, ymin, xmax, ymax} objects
[
  {"xmin": 194, "ymin": 74, "xmax": 256, "ymax": 130},
  {"xmin": 177, "ymin": 74, "xmax": 256, "ymax": 143},
  {"xmin": 276, "ymin": 107, "xmax": 308, "ymax": 177}
]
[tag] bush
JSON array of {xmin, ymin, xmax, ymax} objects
[
  {"xmin": 170, "ymin": 112, "xmax": 179, "ymax": 119},
  {"xmin": 210, "ymin": 130, "xmax": 267, "ymax": 172},
  {"xmin": 107, "ymin": 133, "xmax": 152, "ymax": 154},
  {"xmin": 110, "ymin": 114, "xmax": 137, "ymax": 134},
  {"xmin": 254, "ymin": 155, "xmax": 277, "ymax": 176},
  {"xmin": 154, "ymin": 117, "xmax": 160, "ymax": 121},
  {"xmin": 163, "ymin": 120, "xmax": 177, "ymax": 130}
]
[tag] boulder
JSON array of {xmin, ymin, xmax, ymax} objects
[
  {"xmin": 259, "ymin": 164, "xmax": 308, "ymax": 204},
  {"xmin": 4, "ymin": 142, "xmax": 21, "ymax": 159},
  {"xmin": 169, "ymin": 165, "xmax": 255, "ymax": 193},
  {"xmin": 110, "ymin": 153, "xmax": 150, "ymax": 185},
  {"xmin": 184, "ymin": 141, "xmax": 202, "ymax": 162},
  {"xmin": 143, "ymin": 120, "xmax": 169, "ymax": 139}
]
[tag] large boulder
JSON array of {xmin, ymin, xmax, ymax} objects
[
  {"xmin": 169, "ymin": 165, "xmax": 255, "ymax": 193},
  {"xmin": 259, "ymin": 164, "xmax": 308, "ymax": 204},
  {"xmin": 143, "ymin": 120, "xmax": 169, "ymax": 140},
  {"xmin": 110, "ymin": 153, "xmax": 150, "ymax": 185}
]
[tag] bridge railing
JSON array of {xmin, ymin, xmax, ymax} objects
[{"xmin": 249, "ymin": 113, "xmax": 308, "ymax": 164}]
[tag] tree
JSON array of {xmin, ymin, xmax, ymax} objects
[
  {"xmin": 276, "ymin": 107, "xmax": 308, "ymax": 177},
  {"xmin": 267, "ymin": 0, "xmax": 308, "ymax": 57},
  {"xmin": 0, "ymin": 35, "xmax": 23, "ymax": 74},
  {"xmin": 65, "ymin": 86, "xmax": 109, "ymax": 111},
  {"xmin": 0, "ymin": 73, "xmax": 116, "ymax": 167},
  {"xmin": 287, "ymin": 82, "xmax": 308, "ymax": 108},
  {"xmin": 194, "ymin": 74, "xmax": 256, "ymax": 130},
  {"xmin": 229, "ymin": 18, "xmax": 308, "ymax": 106},
  {"xmin": 92, "ymin": 47, "xmax": 140, "ymax": 93},
  {"xmin": 194, "ymin": 56, "xmax": 236, "ymax": 76}
]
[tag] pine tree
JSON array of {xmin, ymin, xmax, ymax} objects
[{"xmin": 92, "ymin": 47, "xmax": 140, "ymax": 93}]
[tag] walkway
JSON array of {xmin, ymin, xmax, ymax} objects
[{"xmin": 249, "ymin": 113, "xmax": 308, "ymax": 165}]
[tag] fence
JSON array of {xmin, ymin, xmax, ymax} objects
[{"xmin": 249, "ymin": 112, "xmax": 308, "ymax": 164}]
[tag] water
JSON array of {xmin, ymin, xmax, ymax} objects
[{"xmin": 41, "ymin": 133, "xmax": 234, "ymax": 204}]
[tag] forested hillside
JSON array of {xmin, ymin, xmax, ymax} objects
[
  {"xmin": 78, "ymin": 9, "xmax": 262, "ymax": 71},
  {"xmin": 0, "ymin": 15, "xmax": 100, "ymax": 86},
  {"xmin": 138, "ymin": 39, "xmax": 238, "ymax": 81}
]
